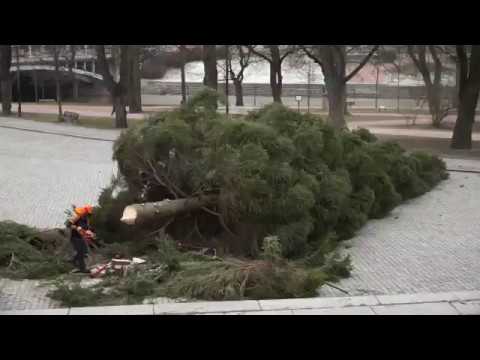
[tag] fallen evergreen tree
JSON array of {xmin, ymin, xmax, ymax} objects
[
  {"xmin": 93, "ymin": 88, "xmax": 448, "ymax": 260},
  {"xmin": 0, "ymin": 221, "xmax": 71, "ymax": 279},
  {"xmin": 0, "ymin": 89, "xmax": 449, "ymax": 302}
]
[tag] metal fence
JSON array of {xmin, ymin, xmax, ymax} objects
[{"xmin": 142, "ymin": 81, "xmax": 458, "ymax": 111}]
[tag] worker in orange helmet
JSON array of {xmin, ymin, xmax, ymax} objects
[{"xmin": 65, "ymin": 205, "xmax": 96, "ymax": 274}]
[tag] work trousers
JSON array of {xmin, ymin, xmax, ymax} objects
[{"xmin": 71, "ymin": 235, "xmax": 88, "ymax": 272}]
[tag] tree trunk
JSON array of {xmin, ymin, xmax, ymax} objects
[
  {"xmin": 180, "ymin": 63, "xmax": 187, "ymax": 104},
  {"xmin": 326, "ymin": 79, "xmax": 347, "ymax": 129},
  {"xmin": 15, "ymin": 46, "xmax": 22, "ymax": 117},
  {"xmin": 53, "ymin": 45, "xmax": 63, "ymax": 120},
  {"xmin": 72, "ymin": 79, "xmax": 79, "ymax": 99},
  {"xmin": 113, "ymin": 94, "xmax": 128, "ymax": 129},
  {"xmin": 451, "ymin": 87, "xmax": 479, "ymax": 149},
  {"xmin": 1, "ymin": 78, "xmax": 12, "ymax": 115},
  {"xmin": 180, "ymin": 47, "xmax": 187, "ymax": 104},
  {"xmin": 69, "ymin": 45, "xmax": 78, "ymax": 100},
  {"xmin": 96, "ymin": 45, "xmax": 130, "ymax": 129},
  {"xmin": 453, "ymin": 60, "xmax": 460, "ymax": 108},
  {"xmin": 375, "ymin": 66, "xmax": 379, "ymax": 110},
  {"xmin": 128, "ymin": 46, "xmax": 142, "ymax": 113},
  {"xmin": 0, "ymin": 45, "xmax": 12, "ymax": 115},
  {"xmin": 426, "ymin": 85, "xmax": 442, "ymax": 128},
  {"xmin": 270, "ymin": 61, "xmax": 282, "ymax": 103},
  {"xmin": 203, "ymin": 45, "xmax": 218, "ymax": 90},
  {"xmin": 234, "ymin": 79, "xmax": 244, "ymax": 106},
  {"xmin": 33, "ymin": 70, "xmax": 39, "ymax": 103},
  {"xmin": 397, "ymin": 69, "xmax": 400, "ymax": 112},
  {"xmin": 121, "ymin": 196, "xmax": 217, "ymax": 225},
  {"xmin": 179, "ymin": 45, "xmax": 187, "ymax": 104},
  {"xmin": 56, "ymin": 77, "xmax": 62, "ymax": 120}
]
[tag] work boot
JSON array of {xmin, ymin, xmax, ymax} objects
[{"xmin": 71, "ymin": 268, "xmax": 91, "ymax": 274}]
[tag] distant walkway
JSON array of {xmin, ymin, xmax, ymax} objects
[
  {"xmin": 1, "ymin": 290, "xmax": 479, "ymax": 315},
  {"xmin": 9, "ymin": 103, "xmax": 160, "ymax": 119}
]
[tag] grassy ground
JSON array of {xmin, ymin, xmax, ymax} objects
[
  {"xmin": 5, "ymin": 112, "xmax": 146, "ymax": 129},
  {"xmin": 375, "ymin": 134, "xmax": 480, "ymax": 160}
]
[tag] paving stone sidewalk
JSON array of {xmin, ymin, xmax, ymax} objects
[
  {"xmin": 1, "ymin": 290, "xmax": 479, "ymax": 315},
  {"xmin": 2, "ymin": 116, "xmax": 480, "ymax": 312}
]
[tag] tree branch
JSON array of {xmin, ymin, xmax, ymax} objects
[
  {"xmin": 280, "ymin": 46, "xmax": 295, "ymax": 62},
  {"xmin": 247, "ymin": 45, "xmax": 272, "ymax": 63},
  {"xmin": 95, "ymin": 45, "xmax": 116, "ymax": 92},
  {"xmin": 300, "ymin": 45, "xmax": 325, "ymax": 73},
  {"xmin": 428, "ymin": 45, "xmax": 442, "ymax": 87},
  {"xmin": 344, "ymin": 45, "xmax": 379, "ymax": 83}
]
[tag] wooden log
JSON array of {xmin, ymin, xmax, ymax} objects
[{"xmin": 120, "ymin": 196, "xmax": 217, "ymax": 225}]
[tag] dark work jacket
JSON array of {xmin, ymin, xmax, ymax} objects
[{"xmin": 71, "ymin": 215, "xmax": 91, "ymax": 239}]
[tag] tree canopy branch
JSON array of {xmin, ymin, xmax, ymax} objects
[
  {"xmin": 95, "ymin": 45, "xmax": 115, "ymax": 92},
  {"xmin": 246, "ymin": 45, "xmax": 271, "ymax": 63},
  {"xmin": 344, "ymin": 45, "xmax": 379, "ymax": 83}
]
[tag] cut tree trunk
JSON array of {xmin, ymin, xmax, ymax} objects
[
  {"xmin": 1, "ymin": 78, "xmax": 12, "ymax": 115},
  {"xmin": 451, "ymin": 87, "xmax": 479, "ymax": 149},
  {"xmin": 121, "ymin": 196, "xmax": 218, "ymax": 225},
  {"xmin": 234, "ymin": 79, "xmax": 244, "ymax": 106}
]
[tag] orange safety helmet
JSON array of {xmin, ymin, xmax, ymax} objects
[{"xmin": 74, "ymin": 205, "xmax": 94, "ymax": 216}]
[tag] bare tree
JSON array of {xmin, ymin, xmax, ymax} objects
[
  {"xmin": 247, "ymin": 45, "xmax": 295, "ymax": 103},
  {"xmin": 379, "ymin": 46, "xmax": 410, "ymax": 113},
  {"xmin": 96, "ymin": 45, "xmax": 129, "ymax": 128},
  {"xmin": 407, "ymin": 45, "xmax": 449, "ymax": 127},
  {"xmin": 52, "ymin": 45, "xmax": 63, "ymax": 120},
  {"xmin": 0, "ymin": 45, "xmax": 12, "ymax": 115},
  {"xmin": 451, "ymin": 45, "xmax": 480, "ymax": 149},
  {"xmin": 300, "ymin": 45, "xmax": 379, "ymax": 128},
  {"xmin": 217, "ymin": 46, "xmax": 254, "ymax": 106},
  {"xmin": 178, "ymin": 45, "xmax": 189, "ymax": 104},
  {"xmin": 68, "ymin": 45, "xmax": 79, "ymax": 100},
  {"xmin": 42, "ymin": 45, "xmax": 70, "ymax": 119},
  {"xmin": 371, "ymin": 47, "xmax": 397, "ymax": 110}
]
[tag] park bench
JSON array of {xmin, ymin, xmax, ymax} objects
[{"xmin": 63, "ymin": 111, "xmax": 80, "ymax": 124}]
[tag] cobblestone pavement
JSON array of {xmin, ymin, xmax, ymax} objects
[
  {"xmin": 0, "ymin": 117, "xmax": 118, "ymax": 228},
  {"xmin": 1, "ymin": 117, "xmax": 480, "ymax": 310},
  {"xmin": 0, "ymin": 279, "xmax": 60, "ymax": 311},
  {"xmin": 2, "ymin": 290, "xmax": 480, "ymax": 314},
  {"xmin": 319, "ymin": 164, "xmax": 480, "ymax": 297}
]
